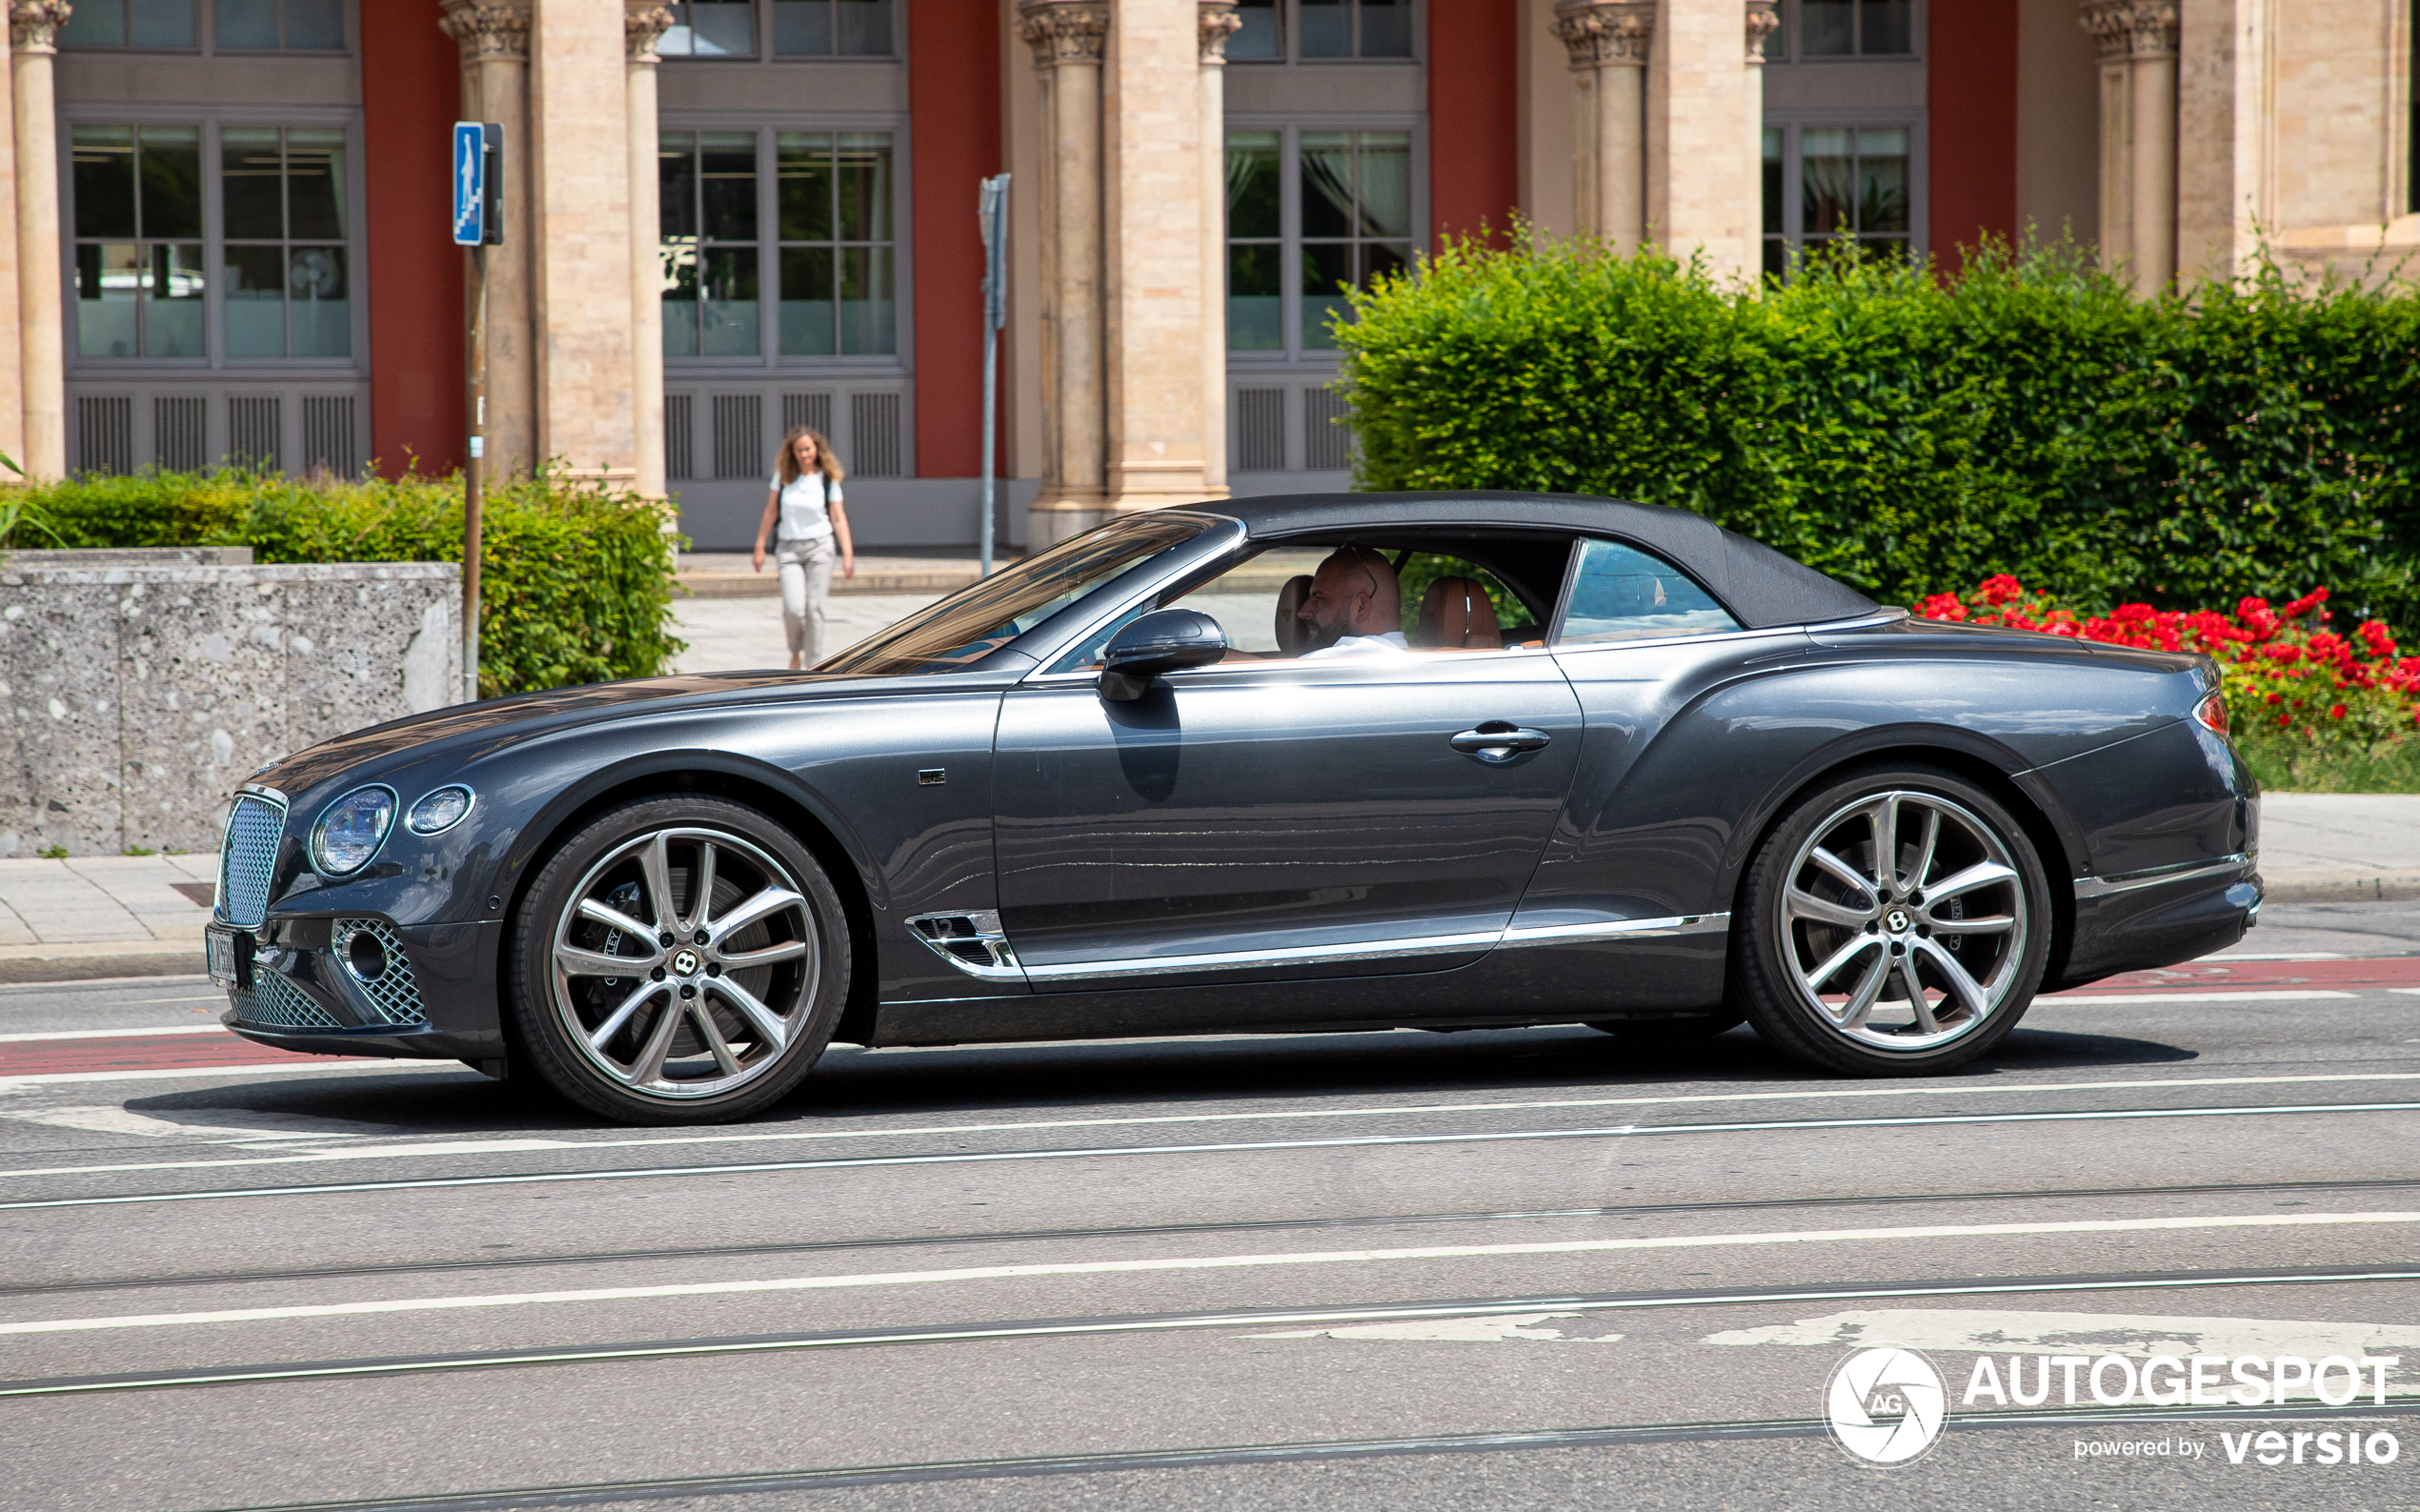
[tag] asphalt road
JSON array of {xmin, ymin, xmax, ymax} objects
[{"xmin": 0, "ymin": 904, "xmax": 2416, "ymax": 1512}]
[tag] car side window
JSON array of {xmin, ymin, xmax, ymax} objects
[{"xmin": 1557, "ymin": 538, "xmax": 1743, "ymax": 645}]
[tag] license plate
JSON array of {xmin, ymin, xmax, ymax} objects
[{"xmin": 206, "ymin": 924, "xmax": 252, "ymax": 990}]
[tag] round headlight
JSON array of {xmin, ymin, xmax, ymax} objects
[
  {"xmin": 407, "ymin": 785, "xmax": 475, "ymax": 835},
  {"xmin": 311, "ymin": 786, "xmax": 395, "ymax": 876}
]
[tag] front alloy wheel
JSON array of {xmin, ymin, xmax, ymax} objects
[
  {"xmin": 510, "ymin": 797, "xmax": 848, "ymax": 1122},
  {"xmin": 1734, "ymin": 766, "xmax": 2048, "ymax": 1076}
]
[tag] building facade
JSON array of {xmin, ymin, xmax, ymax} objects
[{"xmin": 0, "ymin": 0, "xmax": 2410, "ymax": 551}]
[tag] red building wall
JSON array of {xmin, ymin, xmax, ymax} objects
[
  {"xmin": 908, "ymin": 0, "xmax": 1002, "ymax": 478},
  {"xmin": 1425, "ymin": 0, "xmax": 1520, "ymax": 247},
  {"xmin": 359, "ymin": 5, "xmax": 465, "ymax": 476},
  {"xmin": 1927, "ymin": 0, "xmax": 2019, "ymax": 272}
]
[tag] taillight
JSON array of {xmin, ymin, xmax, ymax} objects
[{"xmin": 2193, "ymin": 692, "xmax": 2230, "ymax": 736}]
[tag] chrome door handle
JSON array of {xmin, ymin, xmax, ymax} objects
[{"xmin": 1450, "ymin": 722, "xmax": 1551, "ymax": 762}]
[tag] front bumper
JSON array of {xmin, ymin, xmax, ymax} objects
[
  {"xmin": 219, "ymin": 916, "xmax": 507, "ymax": 1062},
  {"xmin": 2054, "ymin": 853, "xmax": 2262, "ymax": 990}
]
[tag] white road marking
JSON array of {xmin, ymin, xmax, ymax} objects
[
  {"xmin": 2207, "ymin": 953, "xmax": 2349, "ymax": 961},
  {"xmin": 9, "ymin": 1102, "xmax": 2420, "ymax": 1210},
  {"xmin": 0, "ymin": 1060, "xmax": 466, "ymax": 1090},
  {"xmin": 3, "ymin": 1106, "xmax": 394, "ymax": 1141},
  {"xmin": 1704, "ymin": 1309, "xmax": 2420, "ymax": 1371},
  {"xmin": 6, "ymin": 1071, "xmax": 2420, "ymax": 1183},
  {"xmin": 2040, "ymin": 991, "xmax": 2352, "ymax": 1004},
  {"xmin": 4, "ymin": 1212, "xmax": 2417, "ymax": 1338},
  {"xmin": 0, "ymin": 1026, "xmax": 232, "ymax": 1044},
  {"xmin": 1247, "ymin": 1313, "xmax": 1614, "ymax": 1343}
]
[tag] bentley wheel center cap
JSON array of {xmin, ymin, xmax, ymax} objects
[
  {"xmin": 672, "ymin": 948, "xmax": 702, "ymax": 977},
  {"xmin": 1884, "ymin": 908, "xmax": 1912, "ymax": 935}
]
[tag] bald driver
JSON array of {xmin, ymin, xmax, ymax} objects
[{"xmin": 1296, "ymin": 546, "xmax": 1409, "ymax": 658}]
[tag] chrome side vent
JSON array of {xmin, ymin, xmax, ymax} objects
[{"xmin": 905, "ymin": 911, "xmax": 1022, "ymax": 982}]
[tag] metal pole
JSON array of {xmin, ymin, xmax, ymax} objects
[
  {"xmin": 463, "ymin": 243, "xmax": 487, "ymax": 704},
  {"xmin": 978, "ymin": 174, "xmax": 1009, "ymax": 578},
  {"xmin": 979, "ymin": 318, "xmax": 997, "ymax": 579}
]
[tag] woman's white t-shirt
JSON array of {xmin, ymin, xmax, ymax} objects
[{"xmin": 772, "ymin": 471, "xmax": 841, "ymax": 543}]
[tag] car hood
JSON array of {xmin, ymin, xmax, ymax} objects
[{"xmin": 254, "ymin": 669, "xmax": 987, "ymax": 800}]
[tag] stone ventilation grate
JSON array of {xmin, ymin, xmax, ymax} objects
[
  {"xmin": 77, "ymin": 395, "xmax": 134, "ymax": 475},
  {"xmin": 713, "ymin": 393, "xmax": 763, "ymax": 478},
  {"xmin": 154, "ymin": 394, "xmax": 208, "ymax": 472},
  {"xmin": 850, "ymin": 392, "xmax": 902, "ymax": 476},
  {"xmin": 333, "ymin": 917, "xmax": 428, "ymax": 1025},
  {"xmin": 301, "ymin": 394, "xmax": 359, "ymax": 478},
  {"xmin": 782, "ymin": 392, "xmax": 833, "ymax": 439},
  {"xmin": 230, "ymin": 972, "xmax": 341, "ymax": 1030},
  {"xmin": 1235, "ymin": 388, "xmax": 1285, "ymax": 473},
  {"xmin": 229, "ymin": 395, "xmax": 282, "ymax": 473},
  {"xmin": 665, "ymin": 393, "xmax": 694, "ymax": 479},
  {"xmin": 1302, "ymin": 389, "xmax": 1351, "ymax": 471},
  {"xmin": 217, "ymin": 795, "xmax": 285, "ymax": 930}
]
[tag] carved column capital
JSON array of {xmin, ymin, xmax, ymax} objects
[
  {"xmin": 1744, "ymin": 0, "xmax": 1779, "ymax": 62},
  {"xmin": 1551, "ymin": 0, "xmax": 1654, "ymax": 71},
  {"xmin": 1199, "ymin": 0, "xmax": 1241, "ymax": 64},
  {"xmin": 438, "ymin": 0, "xmax": 533, "ymax": 62},
  {"xmin": 9, "ymin": 0, "xmax": 72, "ymax": 53},
  {"xmin": 625, "ymin": 2, "xmax": 674, "ymax": 63},
  {"xmin": 1017, "ymin": 0, "xmax": 1109, "ymax": 67},
  {"xmin": 2078, "ymin": 0, "xmax": 2178, "ymax": 62}
]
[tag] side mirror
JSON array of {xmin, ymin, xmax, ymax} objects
[{"xmin": 1099, "ymin": 609, "xmax": 1227, "ymax": 701}]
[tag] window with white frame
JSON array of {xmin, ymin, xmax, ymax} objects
[
  {"xmin": 659, "ymin": 127, "xmax": 898, "ymax": 360},
  {"xmin": 1227, "ymin": 127, "xmax": 1412, "ymax": 357},
  {"xmin": 71, "ymin": 121, "xmax": 352, "ymax": 361},
  {"xmin": 658, "ymin": 0, "xmax": 895, "ymax": 59},
  {"xmin": 1226, "ymin": 0, "xmax": 1413, "ymax": 62},
  {"xmin": 60, "ymin": 0, "xmax": 346, "ymax": 52},
  {"xmin": 1761, "ymin": 123, "xmax": 1914, "ymax": 278}
]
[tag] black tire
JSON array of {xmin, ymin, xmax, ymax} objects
[
  {"xmin": 1730, "ymin": 763, "xmax": 2050, "ymax": 1077},
  {"xmin": 1583, "ymin": 1008, "xmax": 1744, "ymax": 1044},
  {"xmin": 506, "ymin": 796, "xmax": 851, "ymax": 1124}
]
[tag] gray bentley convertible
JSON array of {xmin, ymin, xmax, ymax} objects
[{"xmin": 208, "ymin": 493, "xmax": 2259, "ymax": 1123}]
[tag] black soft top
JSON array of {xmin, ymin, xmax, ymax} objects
[{"xmin": 1173, "ymin": 491, "xmax": 1878, "ymax": 632}]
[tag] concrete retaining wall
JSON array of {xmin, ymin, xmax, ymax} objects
[{"xmin": 0, "ymin": 550, "xmax": 461, "ymax": 857}]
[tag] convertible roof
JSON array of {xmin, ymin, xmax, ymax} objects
[{"xmin": 1180, "ymin": 491, "xmax": 1879, "ymax": 632}]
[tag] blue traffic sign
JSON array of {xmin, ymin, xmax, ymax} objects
[{"xmin": 452, "ymin": 122, "xmax": 485, "ymax": 246}]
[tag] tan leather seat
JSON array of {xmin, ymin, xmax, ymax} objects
[
  {"xmin": 1274, "ymin": 574, "xmax": 1315, "ymax": 656},
  {"xmin": 1415, "ymin": 576, "xmax": 1502, "ymax": 650}
]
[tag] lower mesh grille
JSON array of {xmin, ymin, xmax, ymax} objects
[
  {"xmin": 333, "ymin": 917, "xmax": 428, "ymax": 1025},
  {"xmin": 229, "ymin": 972, "xmax": 340, "ymax": 1030}
]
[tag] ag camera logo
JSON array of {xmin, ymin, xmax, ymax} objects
[{"xmin": 1826, "ymin": 1347, "xmax": 1949, "ymax": 1465}]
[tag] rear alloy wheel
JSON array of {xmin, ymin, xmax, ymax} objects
[
  {"xmin": 508, "ymin": 796, "xmax": 849, "ymax": 1123},
  {"xmin": 1732, "ymin": 766, "xmax": 2048, "ymax": 1076}
]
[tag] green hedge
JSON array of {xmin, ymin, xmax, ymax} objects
[
  {"xmin": 2, "ymin": 470, "xmax": 683, "ymax": 696},
  {"xmin": 1336, "ymin": 237, "xmax": 2420, "ymax": 624}
]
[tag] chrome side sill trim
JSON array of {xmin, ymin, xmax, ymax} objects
[
  {"xmin": 2072, "ymin": 853, "xmax": 2254, "ymax": 901},
  {"xmin": 1020, "ymin": 930, "xmax": 1503, "ymax": 983},
  {"xmin": 1499, "ymin": 913, "xmax": 1731, "ymax": 947}
]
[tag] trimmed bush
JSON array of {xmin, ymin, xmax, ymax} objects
[
  {"xmin": 1, "ymin": 469, "xmax": 683, "ymax": 697},
  {"xmin": 1336, "ymin": 236, "xmax": 2420, "ymax": 627}
]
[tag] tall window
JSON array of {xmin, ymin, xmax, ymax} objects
[
  {"xmin": 1227, "ymin": 128, "xmax": 1411, "ymax": 356},
  {"xmin": 1791, "ymin": 0, "xmax": 1912, "ymax": 58},
  {"xmin": 660, "ymin": 129, "xmax": 897, "ymax": 360},
  {"xmin": 59, "ymin": 0, "xmax": 193, "ymax": 49},
  {"xmin": 1762, "ymin": 124, "xmax": 1911, "ymax": 278},
  {"xmin": 60, "ymin": 0, "xmax": 345, "ymax": 51},
  {"xmin": 222, "ymin": 128, "xmax": 350, "ymax": 358},
  {"xmin": 1227, "ymin": 0, "xmax": 1413, "ymax": 62},
  {"xmin": 659, "ymin": 0, "xmax": 895, "ymax": 58},
  {"xmin": 72, "ymin": 127, "xmax": 203, "ymax": 358},
  {"xmin": 216, "ymin": 0, "xmax": 344, "ymax": 50}
]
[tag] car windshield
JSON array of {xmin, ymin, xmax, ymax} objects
[{"xmin": 818, "ymin": 514, "xmax": 1213, "ymax": 675}]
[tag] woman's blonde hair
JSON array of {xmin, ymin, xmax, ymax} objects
[{"xmin": 775, "ymin": 426, "xmax": 845, "ymax": 487}]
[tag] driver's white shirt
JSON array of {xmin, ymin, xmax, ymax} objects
[{"xmin": 1301, "ymin": 630, "xmax": 1410, "ymax": 659}]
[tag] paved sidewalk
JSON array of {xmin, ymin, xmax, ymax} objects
[{"xmin": 0, "ymin": 855, "xmax": 221, "ymax": 980}]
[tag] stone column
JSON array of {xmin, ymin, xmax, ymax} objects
[
  {"xmin": 1646, "ymin": 0, "xmax": 1756, "ymax": 280},
  {"xmin": 1017, "ymin": 0, "xmax": 1109, "ymax": 547},
  {"xmin": 530, "ymin": 0, "xmax": 635, "ymax": 483},
  {"xmin": 2174, "ymin": 0, "xmax": 2270, "ymax": 282},
  {"xmin": 10, "ymin": 0, "xmax": 69, "ymax": 479},
  {"xmin": 1744, "ymin": 1, "xmax": 1776, "ymax": 275},
  {"xmin": 439, "ymin": 0, "xmax": 537, "ymax": 481},
  {"xmin": 625, "ymin": 3, "xmax": 672, "ymax": 501},
  {"xmin": 1550, "ymin": 0, "xmax": 1653, "ymax": 250},
  {"xmin": 0, "ymin": 19, "xmax": 26, "ymax": 468},
  {"xmin": 1198, "ymin": 1, "xmax": 1238, "ymax": 498},
  {"xmin": 2081, "ymin": 0, "xmax": 2181, "ymax": 293}
]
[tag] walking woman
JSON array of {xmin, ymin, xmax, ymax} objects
[{"xmin": 751, "ymin": 426, "xmax": 856, "ymax": 669}]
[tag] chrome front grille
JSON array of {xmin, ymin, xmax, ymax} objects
[
  {"xmin": 332, "ymin": 917, "xmax": 428, "ymax": 1025},
  {"xmin": 229, "ymin": 971, "xmax": 339, "ymax": 1030},
  {"xmin": 217, "ymin": 794, "xmax": 285, "ymax": 929}
]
